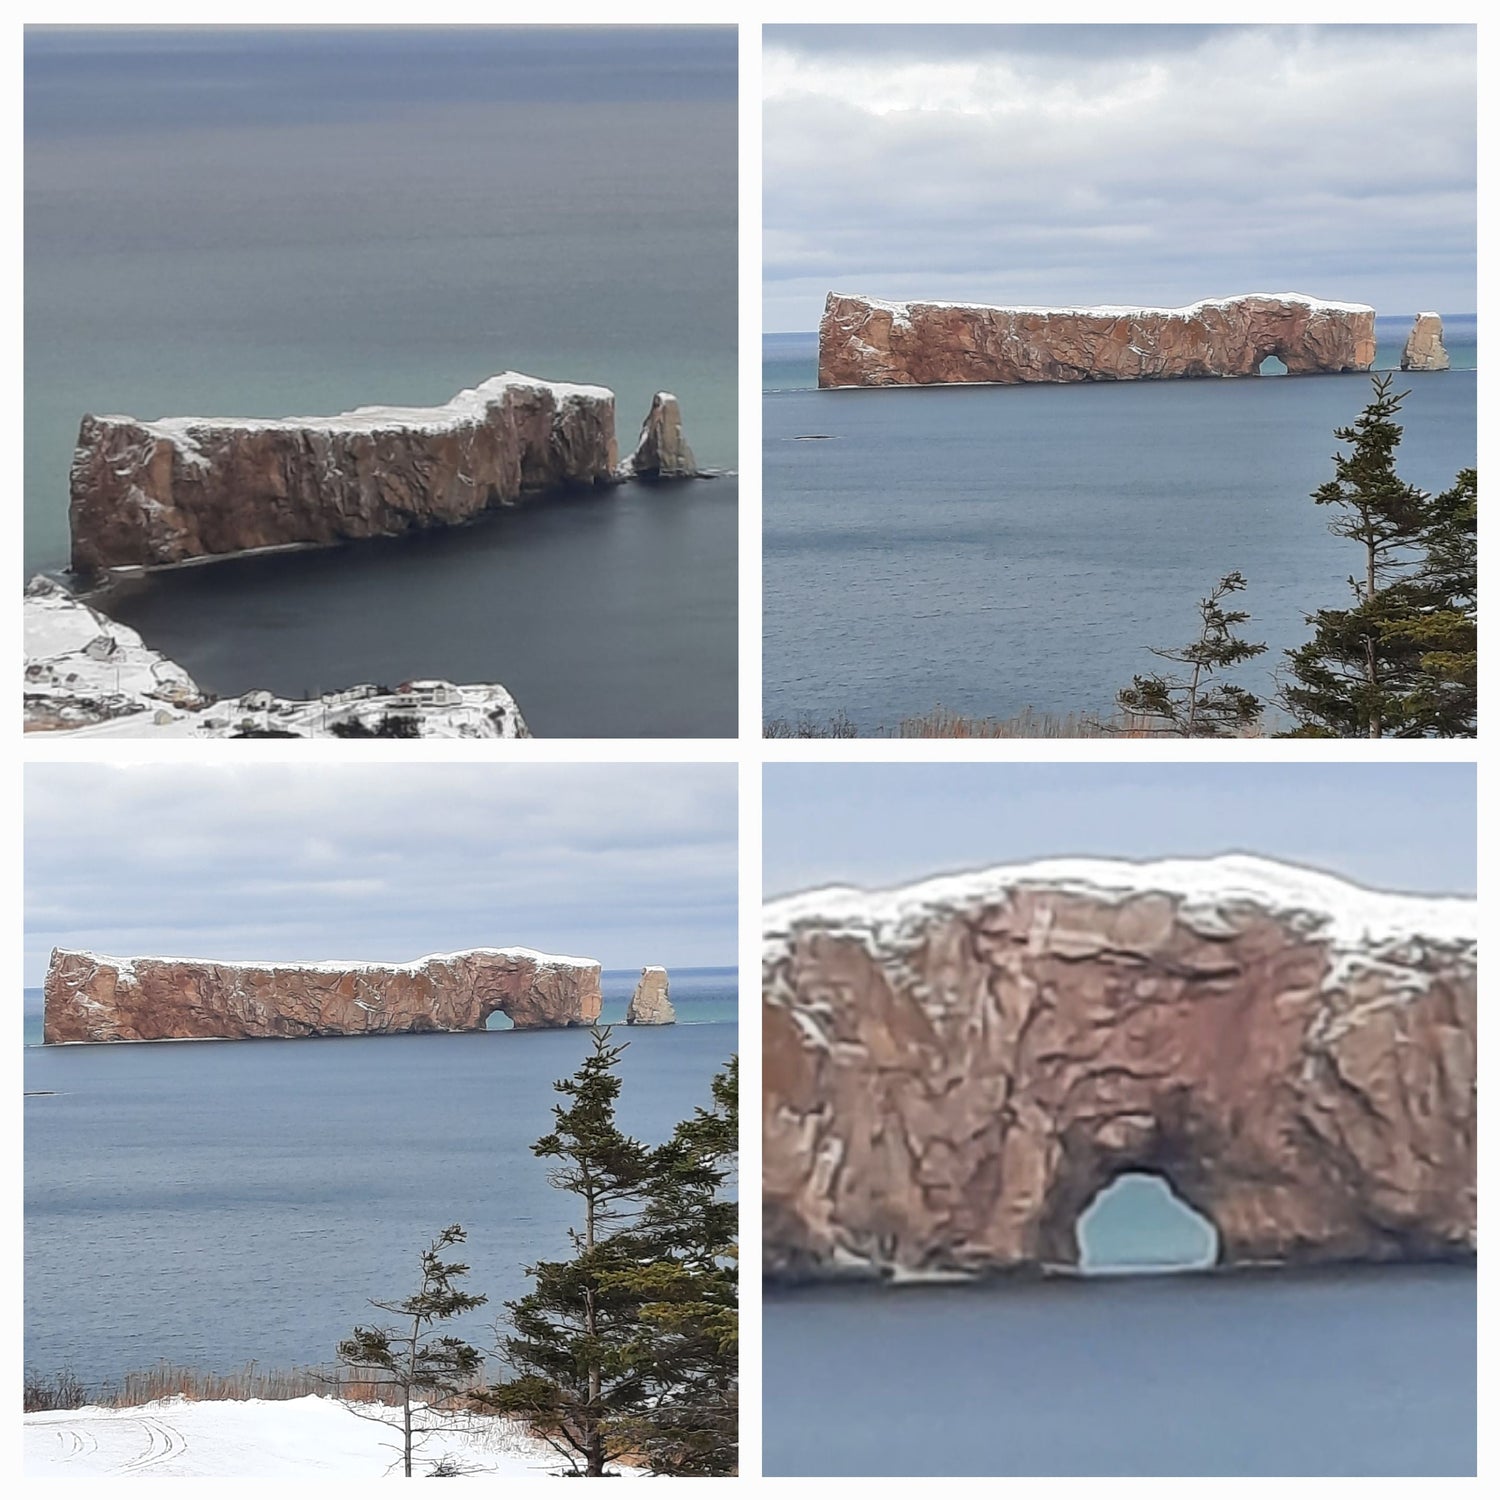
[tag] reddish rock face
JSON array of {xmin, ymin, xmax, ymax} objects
[
  {"xmin": 44, "ymin": 946, "xmax": 603, "ymax": 1044},
  {"xmin": 68, "ymin": 374, "xmax": 620, "ymax": 574},
  {"xmin": 1401, "ymin": 313, "xmax": 1451, "ymax": 372},
  {"xmin": 818, "ymin": 293, "xmax": 1377, "ymax": 388},
  {"xmin": 763, "ymin": 857, "xmax": 1475, "ymax": 1280},
  {"xmin": 626, "ymin": 966, "xmax": 676, "ymax": 1025}
]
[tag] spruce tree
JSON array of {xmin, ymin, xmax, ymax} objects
[
  {"xmin": 482, "ymin": 1030, "xmax": 654, "ymax": 1477},
  {"xmin": 1278, "ymin": 375, "xmax": 1437, "ymax": 737},
  {"xmin": 611, "ymin": 1057, "xmax": 739, "ymax": 1476},
  {"xmin": 1116, "ymin": 571, "xmax": 1266, "ymax": 736},
  {"xmin": 335, "ymin": 1225, "xmax": 487, "ymax": 1477}
]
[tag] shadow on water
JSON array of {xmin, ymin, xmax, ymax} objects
[{"xmin": 95, "ymin": 477, "xmax": 738, "ymax": 738}]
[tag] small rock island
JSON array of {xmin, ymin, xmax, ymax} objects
[
  {"xmin": 1401, "ymin": 312, "xmax": 1451, "ymax": 371},
  {"xmin": 44, "ymin": 945, "xmax": 603, "ymax": 1043},
  {"xmin": 626, "ymin": 966, "xmax": 676, "ymax": 1026},
  {"xmin": 818, "ymin": 291, "xmax": 1377, "ymax": 387},
  {"xmin": 764, "ymin": 854, "xmax": 1475, "ymax": 1281}
]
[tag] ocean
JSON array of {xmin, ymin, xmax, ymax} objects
[
  {"xmin": 23, "ymin": 968, "xmax": 737, "ymax": 1388},
  {"xmin": 763, "ymin": 1263, "xmax": 1476, "ymax": 1476},
  {"xmin": 763, "ymin": 317, "xmax": 1475, "ymax": 732},
  {"xmin": 25, "ymin": 27, "xmax": 738, "ymax": 737}
]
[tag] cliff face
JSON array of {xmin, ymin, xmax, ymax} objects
[
  {"xmin": 626, "ymin": 394, "xmax": 698, "ymax": 479},
  {"xmin": 69, "ymin": 373, "xmax": 621, "ymax": 574},
  {"xmin": 818, "ymin": 293, "xmax": 1377, "ymax": 388},
  {"xmin": 1401, "ymin": 313, "xmax": 1451, "ymax": 372},
  {"xmin": 44, "ymin": 946, "xmax": 603, "ymax": 1043},
  {"xmin": 626, "ymin": 966, "xmax": 676, "ymax": 1025},
  {"xmin": 763, "ymin": 856, "xmax": 1475, "ymax": 1281}
]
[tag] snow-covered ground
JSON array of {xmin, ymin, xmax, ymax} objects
[
  {"xmin": 24, "ymin": 576, "xmax": 529, "ymax": 737},
  {"xmin": 23, "ymin": 1396, "xmax": 637, "ymax": 1478}
]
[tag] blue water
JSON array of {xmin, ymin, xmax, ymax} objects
[
  {"xmin": 763, "ymin": 1264, "xmax": 1475, "ymax": 1475},
  {"xmin": 24, "ymin": 972, "xmax": 737, "ymax": 1387},
  {"xmin": 25, "ymin": 28, "xmax": 738, "ymax": 736},
  {"xmin": 763, "ymin": 319, "xmax": 1476, "ymax": 730}
]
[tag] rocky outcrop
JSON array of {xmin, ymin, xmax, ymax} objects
[
  {"xmin": 818, "ymin": 292, "xmax": 1377, "ymax": 388},
  {"xmin": 626, "ymin": 966, "xmax": 676, "ymax": 1025},
  {"xmin": 626, "ymin": 393, "xmax": 698, "ymax": 479},
  {"xmin": 1401, "ymin": 313, "xmax": 1451, "ymax": 372},
  {"xmin": 24, "ymin": 577, "xmax": 528, "ymax": 738},
  {"xmin": 764, "ymin": 855, "xmax": 1475, "ymax": 1281},
  {"xmin": 44, "ymin": 946, "xmax": 603, "ymax": 1044},
  {"xmin": 69, "ymin": 372, "xmax": 668, "ymax": 574}
]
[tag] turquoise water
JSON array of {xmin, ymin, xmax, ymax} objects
[
  {"xmin": 25, "ymin": 28, "xmax": 737, "ymax": 736},
  {"xmin": 24, "ymin": 969, "xmax": 737, "ymax": 1386},
  {"xmin": 764, "ymin": 318, "xmax": 1475, "ymax": 729}
]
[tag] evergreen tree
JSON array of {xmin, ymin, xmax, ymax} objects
[
  {"xmin": 482, "ymin": 1031, "xmax": 654, "ymax": 1477},
  {"xmin": 610, "ymin": 1056, "xmax": 739, "ymax": 1475},
  {"xmin": 1116, "ymin": 571, "xmax": 1266, "ymax": 736},
  {"xmin": 335, "ymin": 1225, "xmax": 487, "ymax": 1477},
  {"xmin": 1278, "ymin": 375, "xmax": 1438, "ymax": 737}
]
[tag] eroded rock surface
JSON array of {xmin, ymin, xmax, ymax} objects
[
  {"xmin": 70, "ymin": 373, "xmax": 624, "ymax": 573},
  {"xmin": 818, "ymin": 293, "xmax": 1377, "ymax": 388},
  {"xmin": 764, "ymin": 855, "xmax": 1475, "ymax": 1280},
  {"xmin": 45, "ymin": 946, "xmax": 602, "ymax": 1043},
  {"xmin": 627, "ymin": 393, "xmax": 698, "ymax": 479},
  {"xmin": 626, "ymin": 966, "xmax": 676, "ymax": 1025},
  {"xmin": 1401, "ymin": 312, "xmax": 1451, "ymax": 372}
]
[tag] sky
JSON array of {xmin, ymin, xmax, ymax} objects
[
  {"xmin": 763, "ymin": 24, "xmax": 1477, "ymax": 331},
  {"xmin": 764, "ymin": 763, "xmax": 1475, "ymax": 900},
  {"xmin": 24, "ymin": 764, "xmax": 737, "ymax": 987}
]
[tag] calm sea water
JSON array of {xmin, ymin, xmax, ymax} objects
[
  {"xmin": 25, "ymin": 28, "xmax": 737, "ymax": 736},
  {"xmin": 763, "ymin": 317, "xmax": 1475, "ymax": 730},
  {"xmin": 24, "ymin": 969, "xmax": 737, "ymax": 1387},
  {"xmin": 763, "ymin": 1264, "xmax": 1476, "ymax": 1476}
]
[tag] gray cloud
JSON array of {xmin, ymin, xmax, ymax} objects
[
  {"xmin": 764, "ymin": 24, "xmax": 1476, "ymax": 330},
  {"xmin": 25, "ymin": 764, "xmax": 737, "ymax": 986}
]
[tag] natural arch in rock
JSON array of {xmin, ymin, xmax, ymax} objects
[
  {"xmin": 762, "ymin": 856, "xmax": 1475, "ymax": 1282},
  {"xmin": 1075, "ymin": 1171, "xmax": 1219, "ymax": 1272},
  {"xmin": 1256, "ymin": 353, "xmax": 1288, "ymax": 376}
]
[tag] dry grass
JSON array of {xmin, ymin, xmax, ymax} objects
[
  {"xmin": 23, "ymin": 1362, "xmax": 424, "ymax": 1410},
  {"xmin": 765, "ymin": 704, "xmax": 1275, "ymax": 739}
]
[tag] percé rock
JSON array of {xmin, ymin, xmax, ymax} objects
[
  {"xmin": 69, "ymin": 372, "xmax": 659, "ymax": 574},
  {"xmin": 764, "ymin": 855, "xmax": 1475, "ymax": 1281},
  {"xmin": 626, "ymin": 966, "xmax": 676, "ymax": 1025},
  {"xmin": 1401, "ymin": 312, "xmax": 1451, "ymax": 372},
  {"xmin": 23, "ymin": 577, "xmax": 528, "ymax": 738},
  {"xmin": 44, "ymin": 946, "xmax": 603, "ymax": 1044},
  {"xmin": 818, "ymin": 292, "xmax": 1377, "ymax": 388},
  {"xmin": 626, "ymin": 393, "xmax": 698, "ymax": 479}
]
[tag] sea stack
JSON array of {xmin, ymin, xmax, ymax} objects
[
  {"xmin": 817, "ymin": 292, "xmax": 1377, "ymax": 388},
  {"xmin": 627, "ymin": 392, "xmax": 698, "ymax": 478},
  {"xmin": 44, "ymin": 946, "xmax": 603, "ymax": 1043},
  {"xmin": 625, "ymin": 965, "xmax": 676, "ymax": 1025},
  {"xmin": 764, "ymin": 855, "xmax": 1475, "ymax": 1282},
  {"xmin": 1401, "ymin": 312, "xmax": 1451, "ymax": 371}
]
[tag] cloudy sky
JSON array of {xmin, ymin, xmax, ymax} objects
[
  {"xmin": 764, "ymin": 24, "xmax": 1476, "ymax": 331},
  {"xmin": 765, "ymin": 764, "xmax": 1475, "ymax": 901},
  {"xmin": 25, "ymin": 764, "xmax": 736, "ymax": 987}
]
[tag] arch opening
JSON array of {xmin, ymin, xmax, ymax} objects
[
  {"xmin": 1257, "ymin": 353, "xmax": 1287, "ymax": 376},
  {"xmin": 483, "ymin": 1008, "xmax": 515, "ymax": 1031},
  {"xmin": 1077, "ymin": 1171, "xmax": 1219, "ymax": 1275}
]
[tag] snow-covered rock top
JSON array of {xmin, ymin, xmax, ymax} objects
[
  {"xmin": 67, "ymin": 945, "xmax": 600, "ymax": 976},
  {"xmin": 107, "ymin": 372, "xmax": 613, "ymax": 442},
  {"xmin": 765, "ymin": 854, "xmax": 1475, "ymax": 976},
  {"xmin": 839, "ymin": 292, "xmax": 1376, "ymax": 319}
]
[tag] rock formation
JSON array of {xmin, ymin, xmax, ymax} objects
[
  {"xmin": 626, "ymin": 966, "xmax": 676, "ymax": 1025},
  {"xmin": 24, "ymin": 578, "xmax": 528, "ymax": 738},
  {"xmin": 69, "ymin": 372, "xmax": 698, "ymax": 574},
  {"xmin": 818, "ymin": 292, "xmax": 1377, "ymax": 388},
  {"xmin": 44, "ymin": 946, "xmax": 603, "ymax": 1044},
  {"xmin": 626, "ymin": 393, "xmax": 698, "ymax": 479},
  {"xmin": 1401, "ymin": 312, "xmax": 1451, "ymax": 372},
  {"xmin": 764, "ymin": 855, "xmax": 1475, "ymax": 1281}
]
